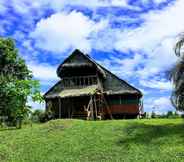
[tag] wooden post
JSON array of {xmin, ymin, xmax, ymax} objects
[
  {"xmin": 67, "ymin": 99, "xmax": 70, "ymax": 118},
  {"xmin": 89, "ymin": 95, "xmax": 94, "ymax": 120},
  {"xmin": 94, "ymin": 95, "xmax": 97, "ymax": 119},
  {"xmin": 59, "ymin": 98, "xmax": 61, "ymax": 118},
  {"xmin": 86, "ymin": 96, "xmax": 92, "ymax": 120},
  {"xmin": 102, "ymin": 93, "xmax": 113, "ymax": 119},
  {"xmin": 87, "ymin": 77, "xmax": 89, "ymax": 86},
  {"xmin": 71, "ymin": 98, "xmax": 73, "ymax": 118},
  {"xmin": 79, "ymin": 77, "xmax": 81, "ymax": 86}
]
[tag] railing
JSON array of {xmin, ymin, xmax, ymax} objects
[{"xmin": 62, "ymin": 75, "xmax": 98, "ymax": 88}]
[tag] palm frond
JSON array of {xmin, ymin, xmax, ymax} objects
[{"xmin": 175, "ymin": 33, "xmax": 184, "ymax": 57}]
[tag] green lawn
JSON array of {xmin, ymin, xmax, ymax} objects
[{"xmin": 0, "ymin": 119, "xmax": 184, "ymax": 162}]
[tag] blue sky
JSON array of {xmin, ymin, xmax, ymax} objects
[{"xmin": 0, "ymin": 0, "xmax": 183, "ymax": 113}]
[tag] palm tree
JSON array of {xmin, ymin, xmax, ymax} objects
[{"xmin": 170, "ymin": 33, "xmax": 184, "ymax": 110}]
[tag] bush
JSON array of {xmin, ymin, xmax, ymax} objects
[
  {"xmin": 151, "ymin": 111, "xmax": 156, "ymax": 118},
  {"xmin": 31, "ymin": 109, "xmax": 54, "ymax": 123},
  {"xmin": 166, "ymin": 111, "xmax": 180, "ymax": 119},
  {"xmin": 31, "ymin": 109, "xmax": 43, "ymax": 123},
  {"xmin": 181, "ymin": 114, "xmax": 184, "ymax": 118}
]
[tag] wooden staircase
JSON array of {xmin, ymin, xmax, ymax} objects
[{"xmin": 86, "ymin": 90, "xmax": 113, "ymax": 120}]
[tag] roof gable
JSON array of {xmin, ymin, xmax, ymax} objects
[
  {"xmin": 57, "ymin": 49, "xmax": 106, "ymax": 78},
  {"xmin": 57, "ymin": 50, "xmax": 93, "ymax": 76},
  {"xmin": 63, "ymin": 50, "xmax": 93, "ymax": 66}
]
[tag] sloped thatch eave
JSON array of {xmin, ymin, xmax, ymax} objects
[
  {"xmin": 105, "ymin": 90, "xmax": 142, "ymax": 96},
  {"xmin": 59, "ymin": 85, "xmax": 98, "ymax": 98},
  {"xmin": 45, "ymin": 85, "xmax": 99, "ymax": 99}
]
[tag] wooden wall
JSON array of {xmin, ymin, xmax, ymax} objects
[
  {"xmin": 106, "ymin": 94, "xmax": 140, "ymax": 117},
  {"xmin": 46, "ymin": 94, "xmax": 140, "ymax": 119}
]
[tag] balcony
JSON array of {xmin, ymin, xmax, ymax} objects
[{"xmin": 62, "ymin": 75, "xmax": 98, "ymax": 88}]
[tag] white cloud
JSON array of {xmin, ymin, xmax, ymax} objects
[
  {"xmin": 141, "ymin": 0, "xmax": 167, "ymax": 5},
  {"xmin": 80, "ymin": 0, "xmax": 183, "ymax": 91},
  {"xmin": 11, "ymin": 0, "xmax": 31, "ymax": 14},
  {"xmin": 22, "ymin": 40, "xmax": 32, "ymax": 49},
  {"xmin": 36, "ymin": 0, "xmax": 140, "ymax": 11},
  {"xmin": 153, "ymin": 0, "xmax": 168, "ymax": 4},
  {"xmin": 97, "ymin": 0, "xmax": 184, "ymax": 93},
  {"xmin": 140, "ymin": 79, "xmax": 172, "ymax": 90},
  {"xmin": 110, "ymin": 0, "xmax": 141, "ymax": 10},
  {"xmin": 115, "ymin": 0, "xmax": 184, "ymax": 78},
  {"xmin": 113, "ymin": 53, "xmax": 144, "ymax": 76},
  {"xmin": 27, "ymin": 61, "xmax": 60, "ymax": 90},
  {"xmin": 139, "ymin": 88, "xmax": 149, "ymax": 95},
  {"xmin": 144, "ymin": 97, "xmax": 174, "ymax": 113},
  {"xmin": 13, "ymin": 31, "xmax": 25, "ymax": 41},
  {"xmin": 9, "ymin": 0, "xmax": 140, "ymax": 17},
  {"xmin": 97, "ymin": 52, "xmax": 145, "ymax": 79},
  {"xmin": 31, "ymin": 11, "xmax": 108, "ymax": 53},
  {"xmin": 153, "ymin": 97, "xmax": 174, "ymax": 113},
  {"xmin": 154, "ymin": 97, "xmax": 170, "ymax": 106},
  {"xmin": 28, "ymin": 98, "xmax": 45, "ymax": 110},
  {"xmin": 0, "ymin": 1, "xmax": 8, "ymax": 13},
  {"xmin": 28, "ymin": 62, "xmax": 59, "ymax": 81},
  {"xmin": 11, "ymin": 0, "xmax": 43, "ymax": 14}
]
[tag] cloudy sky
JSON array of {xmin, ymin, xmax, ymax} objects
[{"xmin": 1, "ymin": 0, "xmax": 183, "ymax": 113}]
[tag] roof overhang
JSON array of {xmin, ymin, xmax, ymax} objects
[{"xmin": 45, "ymin": 85, "xmax": 99, "ymax": 99}]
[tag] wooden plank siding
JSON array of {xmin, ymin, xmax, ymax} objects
[
  {"xmin": 109, "ymin": 104, "xmax": 139, "ymax": 114},
  {"xmin": 105, "ymin": 95, "xmax": 140, "ymax": 115}
]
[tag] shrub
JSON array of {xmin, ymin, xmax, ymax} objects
[
  {"xmin": 31, "ymin": 109, "xmax": 43, "ymax": 123},
  {"xmin": 31, "ymin": 109, "xmax": 54, "ymax": 123}
]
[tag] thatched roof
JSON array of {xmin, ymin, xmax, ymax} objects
[
  {"xmin": 57, "ymin": 49, "xmax": 106, "ymax": 78},
  {"xmin": 44, "ymin": 49, "xmax": 142, "ymax": 99}
]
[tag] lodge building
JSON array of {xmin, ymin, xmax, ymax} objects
[{"xmin": 44, "ymin": 49, "xmax": 143, "ymax": 120}]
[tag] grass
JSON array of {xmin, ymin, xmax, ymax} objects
[{"xmin": 0, "ymin": 119, "xmax": 184, "ymax": 162}]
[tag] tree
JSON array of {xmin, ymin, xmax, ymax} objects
[
  {"xmin": 151, "ymin": 111, "xmax": 156, "ymax": 118},
  {"xmin": 170, "ymin": 33, "xmax": 184, "ymax": 111},
  {"xmin": 166, "ymin": 111, "xmax": 173, "ymax": 118},
  {"xmin": 0, "ymin": 37, "xmax": 43, "ymax": 128}
]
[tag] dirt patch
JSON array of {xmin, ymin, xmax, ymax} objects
[
  {"xmin": 41, "ymin": 119, "xmax": 73, "ymax": 132},
  {"xmin": 0, "ymin": 152, "xmax": 7, "ymax": 162}
]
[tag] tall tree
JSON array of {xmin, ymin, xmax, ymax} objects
[
  {"xmin": 170, "ymin": 33, "xmax": 184, "ymax": 110},
  {"xmin": 0, "ymin": 37, "xmax": 42, "ymax": 128}
]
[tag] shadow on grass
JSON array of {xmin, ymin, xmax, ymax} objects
[{"xmin": 117, "ymin": 122, "xmax": 184, "ymax": 145}]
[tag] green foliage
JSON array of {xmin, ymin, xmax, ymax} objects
[
  {"xmin": 166, "ymin": 111, "xmax": 174, "ymax": 118},
  {"xmin": 0, "ymin": 119, "xmax": 184, "ymax": 162},
  {"xmin": 38, "ymin": 110, "xmax": 54, "ymax": 123},
  {"xmin": 0, "ymin": 37, "xmax": 43, "ymax": 127},
  {"xmin": 31, "ymin": 109, "xmax": 54, "ymax": 123},
  {"xmin": 147, "ymin": 111, "xmax": 180, "ymax": 119},
  {"xmin": 166, "ymin": 111, "xmax": 180, "ymax": 119},
  {"xmin": 31, "ymin": 109, "xmax": 44, "ymax": 122},
  {"xmin": 151, "ymin": 111, "xmax": 156, "ymax": 118}
]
